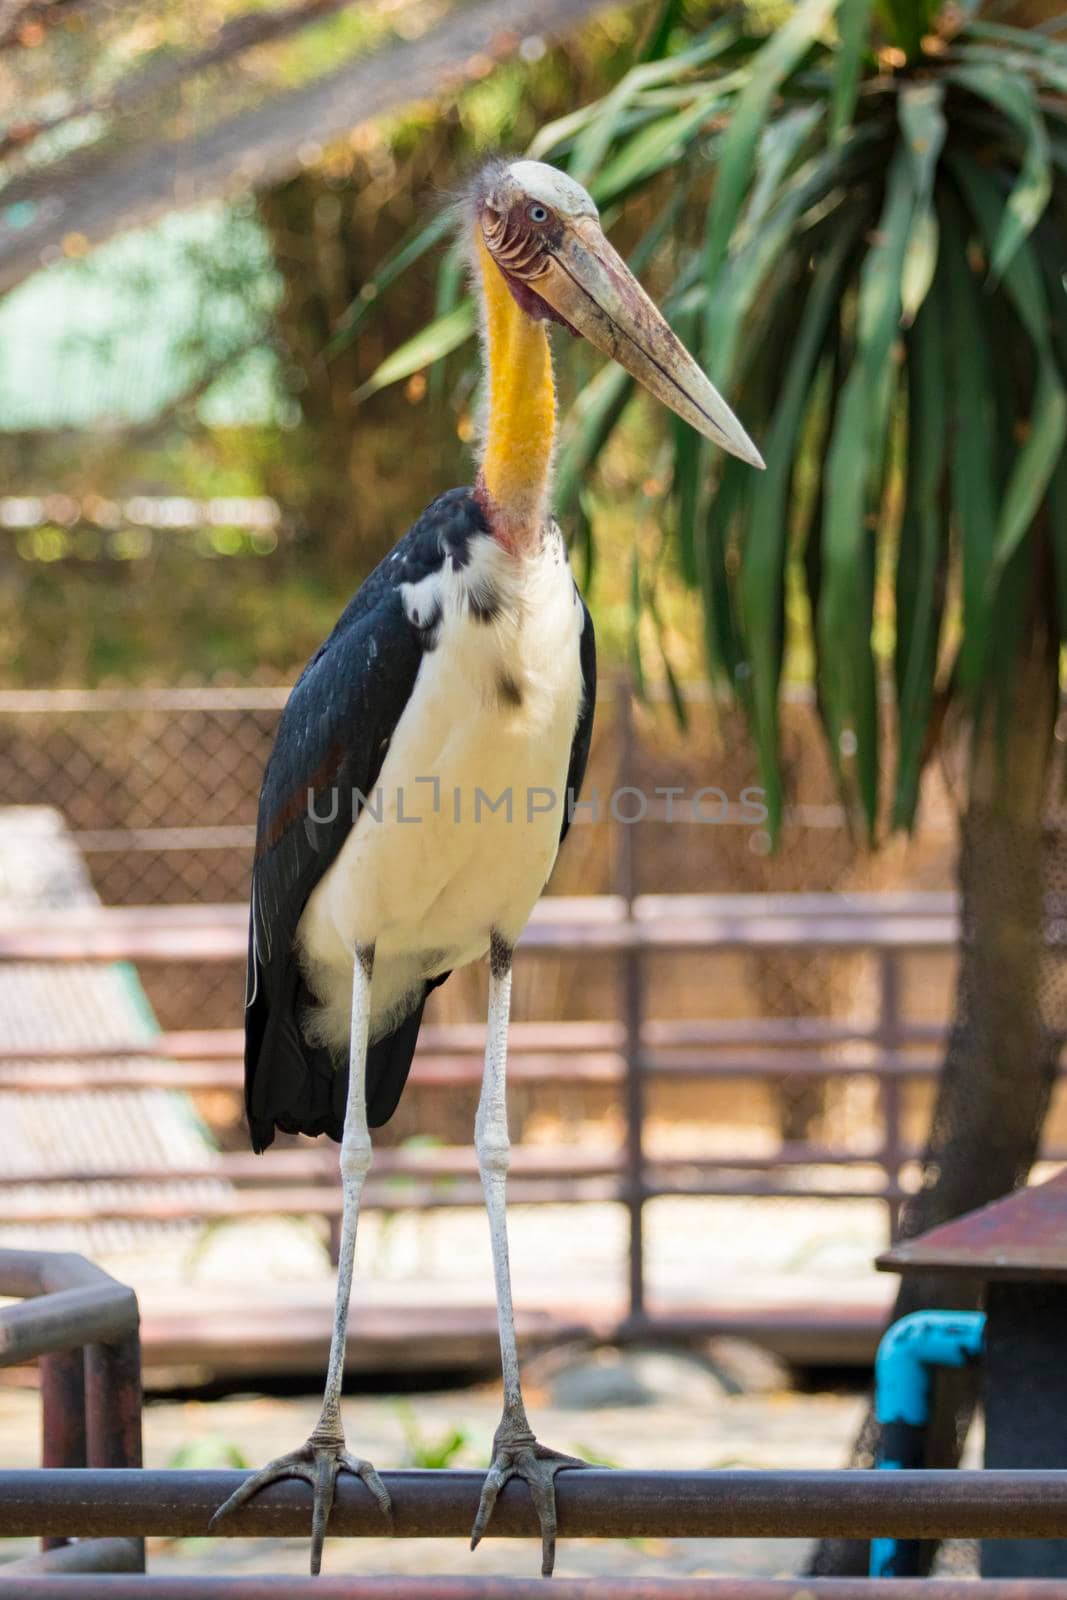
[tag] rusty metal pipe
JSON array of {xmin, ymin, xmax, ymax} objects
[
  {"xmin": 0, "ymin": 1251, "xmax": 144, "ymax": 1566},
  {"xmin": 0, "ymin": 1254, "xmax": 47, "ymax": 1298},
  {"xmin": 0, "ymin": 1283, "xmax": 138, "ymax": 1364},
  {"xmin": 3, "ymin": 1468, "xmax": 1067, "ymax": 1541},
  {"xmin": 84, "ymin": 1333, "xmax": 145, "ymax": 1571},
  {"xmin": 39, "ymin": 1348, "xmax": 87, "ymax": 1553},
  {"xmin": 40, "ymin": 1351, "xmax": 87, "ymax": 1473},
  {"xmin": 1, "ymin": 1578, "xmax": 1066, "ymax": 1598},
  {"xmin": 0, "ymin": 1251, "xmax": 140, "ymax": 1379},
  {"xmin": 0, "ymin": 1537, "xmax": 143, "ymax": 1574},
  {"xmin": 85, "ymin": 1334, "xmax": 143, "ymax": 1472},
  {"xmin": 0, "ymin": 1247, "xmax": 123, "ymax": 1297}
]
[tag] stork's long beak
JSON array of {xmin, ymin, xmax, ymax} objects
[{"xmin": 531, "ymin": 215, "xmax": 764, "ymax": 470}]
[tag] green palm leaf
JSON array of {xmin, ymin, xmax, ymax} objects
[
  {"xmin": 948, "ymin": 64, "xmax": 1052, "ymax": 278},
  {"xmin": 352, "ymin": 301, "xmax": 477, "ymax": 404},
  {"xmin": 329, "ymin": 208, "xmax": 455, "ymax": 355},
  {"xmin": 898, "ymin": 82, "xmax": 946, "ymax": 324},
  {"xmin": 569, "ymin": 24, "xmax": 739, "ymax": 191},
  {"xmin": 830, "ymin": 0, "xmax": 874, "ymax": 140},
  {"xmin": 356, "ymin": 0, "xmax": 1067, "ymax": 845},
  {"xmin": 702, "ymin": 0, "xmax": 834, "ymax": 294},
  {"xmin": 742, "ymin": 223, "xmax": 860, "ymax": 840},
  {"xmin": 893, "ymin": 261, "xmax": 947, "ymax": 829},
  {"xmin": 820, "ymin": 145, "xmax": 915, "ymax": 836},
  {"xmin": 942, "ymin": 195, "xmax": 999, "ymax": 697},
  {"xmin": 991, "ymin": 360, "xmax": 1067, "ymax": 577},
  {"xmin": 948, "ymin": 152, "xmax": 1067, "ymax": 583}
]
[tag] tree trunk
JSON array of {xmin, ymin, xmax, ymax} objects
[{"xmin": 808, "ymin": 586, "xmax": 1061, "ymax": 1577}]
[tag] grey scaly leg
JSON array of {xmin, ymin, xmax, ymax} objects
[
  {"xmin": 211, "ymin": 944, "xmax": 391, "ymax": 1574},
  {"xmin": 470, "ymin": 932, "xmax": 586, "ymax": 1577}
]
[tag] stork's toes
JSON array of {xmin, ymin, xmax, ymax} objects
[
  {"xmin": 209, "ymin": 1434, "xmax": 392, "ymax": 1575},
  {"xmin": 471, "ymin": 1433, "xmax": 587, "ymax": 1577}
]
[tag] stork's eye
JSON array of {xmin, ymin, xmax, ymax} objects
[{"xmin": 527, "ymin": 203, "xmax": 550, "ymax": 224}]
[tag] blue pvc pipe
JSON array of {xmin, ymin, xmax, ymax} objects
[{"xmin": 869, "ymin": 1309, "xmax": 986, "ymax": 1578}]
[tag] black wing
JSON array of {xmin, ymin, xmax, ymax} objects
[
  {"xmin": 245, "ymin": 488, "xmax": 487, "ymax": 1151},
  {"xmin": 559, "ymin": 591, "xmax": 596, "ymax": 848}
]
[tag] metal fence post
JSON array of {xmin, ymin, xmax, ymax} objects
[
  {"xmin": 39, "ymin": 1350, "xmax": 86, "ymax": 1552},
  {"xmin": 85, "ymin": 1330, "xmax": 145, "ymax": 1571},
  {"xmin": 0, "ymin": 1250, "xmax": 146, "ymax": 1573},
  {"xmin": 879, "ymin": 950, "xmax": 904, "ymax": 1241},
  {"xmin": 85, "ymin": 1333, "xmax": 143, "ymax": 1472},
  {"xmin": 612, "ymin": 680, "xmax": 646, "ymax": 1319}
]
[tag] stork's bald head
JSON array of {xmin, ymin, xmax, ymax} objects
[{"xmin": 469, "ymin": 158, "xmax": 764, "ymax": 468}]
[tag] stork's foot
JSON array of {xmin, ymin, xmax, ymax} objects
[
  {"xmin": 209, "ymin": 1426, "xmax": 392, "ymax": 1575},
  {"xmin": 471, "ymin": 1421, "xmax": 587, "ymax": 1577}
]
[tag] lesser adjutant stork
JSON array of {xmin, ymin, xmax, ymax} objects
[{"xmin": 212, "ymin": 158, "xmax": 763, "ymax": 1576}]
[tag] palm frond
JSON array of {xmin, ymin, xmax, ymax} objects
[{"xmin": 354, "ymin": 0, "xmax": 1067, "ymax": 841}]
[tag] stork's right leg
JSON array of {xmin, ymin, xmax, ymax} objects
[
  {"xmin": 210, "ymin": 944, "xmax": 391, "ymax": 1574},
  {"xmin": 470, "ymin": 933, "xmax": 586, "ymax": 1576}
]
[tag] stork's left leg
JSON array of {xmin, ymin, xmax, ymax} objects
[
  {"xmin": 470, "ymin": 932, "xmax": 586, "ymax": 1577},
  {"xmin": 210, "ymin": 944, "xmax": 391, "ymax": 1573}
]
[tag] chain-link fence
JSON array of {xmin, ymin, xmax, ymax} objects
[
  {"xmin": 0, "ymin": 682, "xmax": 959, "ymax": 898},
  {"xmin": 0, "ymin": 684, "xmax": 961, "ymax": 1150}
]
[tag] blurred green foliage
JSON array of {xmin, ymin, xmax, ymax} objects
[
  {"xmin": 357, "ymin": 0, "xmax": 1067, "ymax": 842},
  {"xmin": 394, "ymin": 1400, "xmax": 469, "ymax": 1469},
  {"xmin": 0, "ymin": 4, "xmax": 650, "ymax": 684},
  {"xmin": 3, "ymin": 0, "xmax": 1065, "ymax": 818}
]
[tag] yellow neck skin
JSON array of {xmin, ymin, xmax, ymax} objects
[{"xmin": 475, "ymin": 231, "xmax": 556, "ymax": 553}]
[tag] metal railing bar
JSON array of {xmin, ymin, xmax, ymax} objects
[
  {"xmin": 0, "ymin": 1174, "xmax": 916, "ymax": 1227},
  {"xmin": 3, "ymin": 1467, "xmax": 1067, "ymax": 1541},
  {"xmin": 42, "ymin": 1255, "xmax": 124, "ymax": 1294},
  {"xmin": 639, "ymin": 1052, "xmax": 946, "ymax": 1078},
  {"xmin": 4, "ymin": 1048, "xmax": 1059, "ymax": 1095},
  {"xmin": 0, "ymin": 894, "xmax": 981, "ymax": 962},
  {"xmin": 64, "ymin": 802, "xmax": 855, "ymax": 848},
  {"xmin": 0, "ymin": 1062, "xmax": 248, "ymax": 1091},
  {"xmin": 1, "ymin": 1580, "xmax": 1063, "ymax": 1599},
  {"xmin": 0, "ymin": 1037, "xmax": 625, "ymax": 1082},
  {"xmin": 0, "ymin": 1016, "xmax": 939, "ymax": 1060},
  {"xmin": 0, "ymin": 1142, "xmax": 914, "ymax": 1188},
  {"xmin": 0, "ymin": 1285, "xmax": 137, "ymax": 1365},
  {"xmin": 0, "ymin": 1016, "xmax": 961, "ymax": 1057},
  {"xmin": 0, "ymin": 1021, "xmax": 629, "ymax": 1062},
  {"xmin": 0, "ymin": 1024, "xmax": 959, "ymax": 1062},
  {"xmin": 0, "ymin": 890, "xmax": 997, "ymax": 1283},
  {"xmin": 0, "ymin": 1250, "xmax": 145, "ymax": 1569},
  {"xmin": 644, "ymin": 1018, "xmax": 951, "ymax": 1047},
  {"xmin": 0, "ymin": 1057, "xmax": 626, "ymax": 1092},
  {"xmin": 634, "ymin": 891, "xmax": 960, "ymax": 917},
  {"xmin": 0, "ymin": 1020, "xmax": 972, "ymax": 1064},
  {"xmin": 0, "ymin": 1537, "xmax": 143, "ymax": 1575},
  {"xmin": 0, "ymin": 1249, "xmax": 123, "ymax": 1300},
  {"xmin": 0, "ymin": 894, "xmax": 986, "ymax": 929},
  {"xmin": 642, "ymin": 1179, "xmax": 909, "ymax": 1204},
  {"xmin": 0, "ymin": 896, "xmax": 628, "ymax": 933},
  {"xmin": 0, "ymin": 680, "xmax": 824, "ymax": 711},
  {"xmin": 0, "ymin": 688, "xmax": 293, "ymax": 713},
  {"xmin": 71, "ymin": 827, "xmax": 257, "ymax": 853},
  {"xmin": 0, "ymin": 920, "xmax": 966, "ymax": 961},
  {"xmin": 0, "ymin": 918, "xmax": 996, "ymax": 959},
  {"xmin": 0, "ymin": 1050, "xmax": 974, "ymax": 1099}
]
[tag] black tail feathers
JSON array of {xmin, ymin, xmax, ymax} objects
[{"xmin": 245, "ymin": 967, "xmax": 429, "ymax": 1150}]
